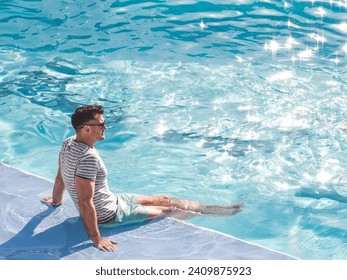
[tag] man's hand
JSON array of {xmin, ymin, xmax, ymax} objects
[
  {"xmin": 91, "ymin": 235, "xmax": 117, "ymax": 252},
  {"xmin": 41, "ymin": 196, "xmax": 62, "ymax": 207}
]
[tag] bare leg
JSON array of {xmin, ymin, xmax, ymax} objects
[
  {"xmin": 137, "ymin": 195, "xmax": 243, "ymax": 217},
  {"xmin": 143, "ymin": 205, "xmax": 199, "ymax": 221},
  {"xmin": 169, "ymin": 198, "xmax": 243, "ymax": 216},
  {"xmin": 144, "ymin": 205, "xmax": 174, "ymax": 219},
  {"xmin": 137, "ymin": 195, "xmax": 172, "ymax": 207}
]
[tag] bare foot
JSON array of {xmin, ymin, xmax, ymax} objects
[{"xmin": 230, "ymin": 202, "xmax": 244, "ymax": 215}]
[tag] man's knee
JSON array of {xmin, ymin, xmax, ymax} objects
[
  {"xmin": 147, "ymin": 208, "xmax": 163, "ymax": 218},
  {"xmin": 156, "ymin": 195, "xmax": 173, "ymax": 206},
  {"xmin": 138, "ymin": 195, "xmax": 173, "ymax": 206},
  {"xmin": 147, "ymin": 205, "xmax": 176, "ymax": 218}
]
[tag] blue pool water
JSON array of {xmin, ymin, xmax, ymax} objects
[{"xmin": 1, "ymin": 0, "xmax": 347, "ymax": 260}]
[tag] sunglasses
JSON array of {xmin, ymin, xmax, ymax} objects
[{"xmin": 80, "ymin": 121, "xmax": 106, "ymax": 128}]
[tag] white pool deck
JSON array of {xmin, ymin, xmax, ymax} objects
[{"xmin": 0, "ymin": 163, "xmax": 297, "ymax": 260}]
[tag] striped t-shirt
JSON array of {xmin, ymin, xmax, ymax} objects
[{"xmin": 59, "ymin": 136, "xmax": 117, "ymax": 223}]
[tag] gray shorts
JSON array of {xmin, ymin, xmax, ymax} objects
[{"xmin": 101, "ymin": 194, "xmax": 149, "ymax": 227}]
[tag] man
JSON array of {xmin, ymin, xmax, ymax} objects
[{"xmin": 42, "ymin": 105, "xmax": 243, "ymax": 252}]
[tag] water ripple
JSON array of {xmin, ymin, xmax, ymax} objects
[{"xmin": 0, "ymin": 1, "xmax": 347, "ymax": 64}]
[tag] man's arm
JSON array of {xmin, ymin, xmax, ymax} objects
[
  {"xmin": 75, "ymin": 176, "xmax": 117, "ymax": 252},
  {"xmin": 41, "ymin": 157, "xmax": 65, "ymax": 206},
  {"xmin": 51, "ymin": 167, "xmax": 65, "ymax": 205}
]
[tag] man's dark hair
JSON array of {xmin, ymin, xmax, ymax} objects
[{"xmin": 71, "ymin": 105, "xmax": 104, "ymax": 130}]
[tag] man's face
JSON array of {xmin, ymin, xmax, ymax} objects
[{"xmin": 85, "ymin": 113, "xmax": 107, "ymax": 142}]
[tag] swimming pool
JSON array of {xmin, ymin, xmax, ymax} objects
[{"xmin": 1, "ymin": 0, "xmax": 347, "ymax": 260}]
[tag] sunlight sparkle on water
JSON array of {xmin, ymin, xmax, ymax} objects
[
  {"xmin": 337, "ymin": 0, "xmax": 347, "ymax": 8},
  {"xmin": 156, "ymin": 119, "xmax": 167, "ymax": 136},
  {"xmin": 298, "ymin": 48, "xmax": 314, "ymax": 60},
  {"xmin": 247, "ymin": 114, "xmax": 261, "ymax": 123},
  {"xmin": 343, "ymin": 43, "xmax": 347, "ymax": 53},
  {"xmin": 264, "ymin": 40, "xmax": 280, "ymax": 53},
  {"xmin": 317, "ymin": 169, "xmax": 333, "ymax": 184},
  {"xmin": 237, "ymin": 105, "xmax": 253, "ymax": 111},
  {"xmin": 199, "ymin": 20, "xmax": 207, "ymax": 30},
  {"xmin": 265, "ymin": 37, "xmax": 300, "ymax": 54},
  {"xmin": 285, "ymin": 36, "xmax": 299, "ymax": 49},
  {"xmin": 236, "ymin": 55, "xmax": 244, "ymax": 62},
  {"xmin": 332, "ymin": 57, "xmax": 340, "ymax": 65},
  {"xmin": 267, "ymin": 70, "xmax": 293, "ymax": 82},
  {"xmin": 310, "ymin": 33, "xmax": 326, "ymax": 44},
  {"xmin": 260, "ymin": 4, "xmax": 347, "ymax": 66},
  {"xmin": 223, "ymin": 143, "xmax": 235, "ymax": 151},
  {"xmin": 334, "ymin": 22, "xmax": 347, "ymax": 33},
  {"xmin": 274, "ymin": 181, "xmax": 291, "ymax": 191},
  {"xmin": 209, "ymin": 127, "xmax": 220, "ymax": 136},
  {"xmin": 291, "ymin": 55, "xmax": 297, "ymax": 63},
  {"xmin": 247, "ymin": 145, "xmax": 256, "ymax": 153},
  {"xmin": 314, "ymin": 7, "xmax": 326, "ymax": 17},
  {"xmin": 197, "ymin": 139, "xmax": 206, "ymax": 148}
]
